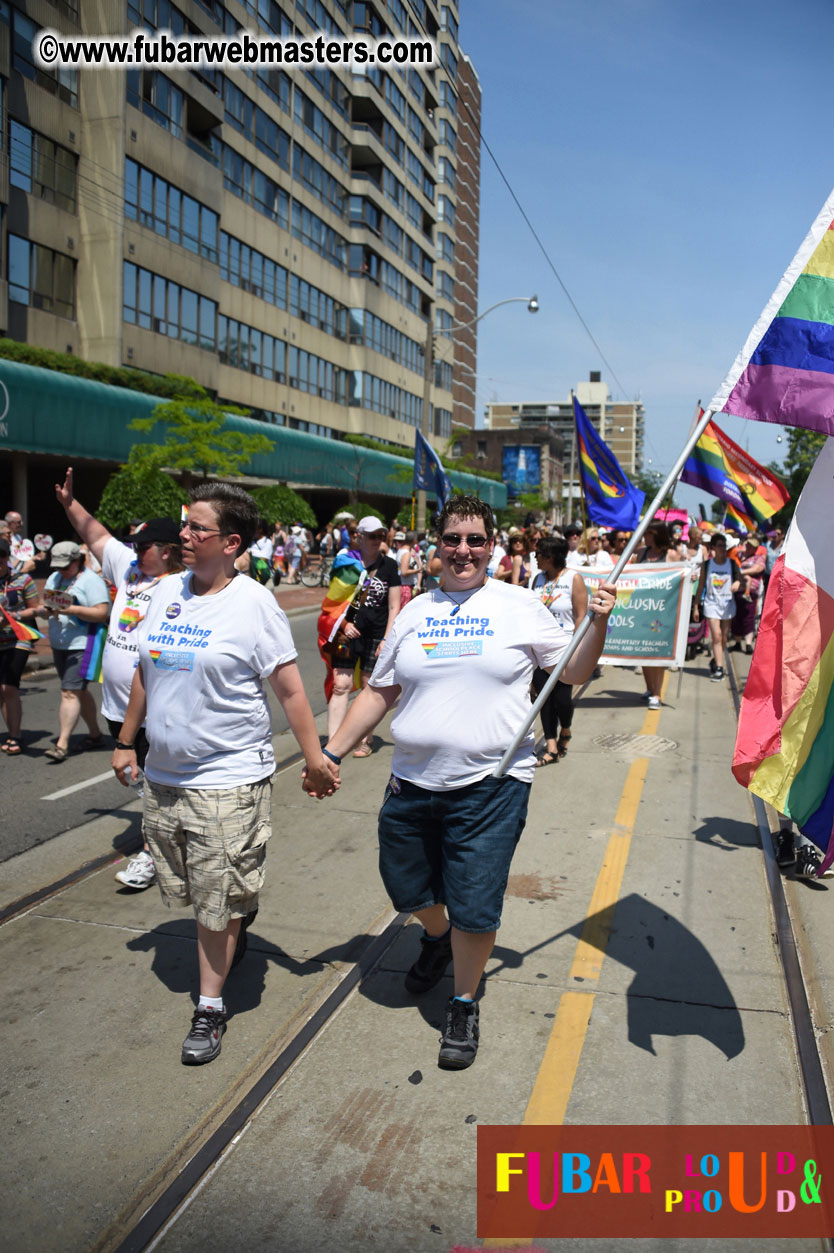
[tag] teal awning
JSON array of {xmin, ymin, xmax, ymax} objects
[{"xmin": 0, "ymin": 358, "xmax": 506, "ymax": 507}]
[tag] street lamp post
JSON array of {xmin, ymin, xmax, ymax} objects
[{"xmin": 418, "ymin": 295, "xmax": 539, "ymax": 529}]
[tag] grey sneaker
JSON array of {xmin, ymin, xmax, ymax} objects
[
  {"xmin": 795, "ymin": 846, "xmax": 823, "ymax": 880},
  {"xmin": 115, "ymin": 849, "xmax": 156, "ymax": 890},
  {"xmin": 405, "ymin": 928, "xmax": 453, "ymax": 994},
  {"xmin": 438, "ymin": 997, "xmax": 479, "ymax": 1069},
  {"xmin": 181, "ymin": 1006, "xmax": 227, "ymax": 1065}
]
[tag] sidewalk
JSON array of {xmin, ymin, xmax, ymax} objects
[{"xmin": 0, "ymin": 662, "xmax": 818, "ymax": 1252}]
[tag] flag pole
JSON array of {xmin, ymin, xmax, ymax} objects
[
  {"xmin": 494, "ymin": 405, "xmax": 716, "ymax": 776},
  {"xmin": 567, "ymin": 391, "xmax": 577, "ymax": 525}
]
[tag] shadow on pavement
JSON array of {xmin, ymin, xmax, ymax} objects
[
  {"xmin": 362, "ymin": 900, "xmax": 745, "ymax": 1061},
  {"xmin": 693, "ymin": 815, "xmax": 760, "ymax": 852}
]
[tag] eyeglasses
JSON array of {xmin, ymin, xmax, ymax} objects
[
  {"xmin": 181, "ymin": 521, "xmax": 225, "ymax": 540},
  {"xmin": 441, "ymin": 533, "xmax": 488, "ymax": 548}
]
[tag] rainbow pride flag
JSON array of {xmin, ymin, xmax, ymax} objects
[
  {"xmin": 573, "ymin": 396, "xmax": 644, "ymax": 528},
  {"xmin": 710, "ymin": 188, "xmax": 834, "ymax": 434},
  {"xmin": 680, "ymin": 417, "xmax": 789, "ymax": 530},
  {"xmin": 317, "ymin": 549, "xmax": 364, "ymax": 700},
  {"xmin": 0, "ymin": 604, "xmax": 43, "ymax": 643},
  {"xmin": 732, "ymin": 438, "xmax": 834, "ymax": 868}
]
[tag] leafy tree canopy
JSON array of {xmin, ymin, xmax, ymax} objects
[
  {"xmin": 250, "ymin": 484, "xmax": 316, "ymax": 529},
  {"xmin": 128, "ymin": 398, "xmax": 273, "ymax": 482},
  {"xmin": 97, "ymin": 465, "xmax": 188, "ymax": 532}
]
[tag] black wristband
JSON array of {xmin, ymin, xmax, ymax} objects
[
  {"xmin": 322, "ymin": 747, "xmax": 341, "ymax": 765},
  {"xmin": 114, "ymin": 739, "xmax": 135, "ymax": 751}
]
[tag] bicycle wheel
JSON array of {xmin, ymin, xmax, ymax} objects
[{"xmin": 300, "ymin": 561, "xmax": 323, "ymax": 588}]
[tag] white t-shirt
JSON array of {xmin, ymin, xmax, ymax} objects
[
  {"xmin": 589, "ymin": 549, "xmax": 615, "ymax": 571},
  {"xmin": 370, "ymin": 580, "xmax": 566, "ymax": 790},
  {"xmin": 249, "ymin": 536, "xmax": 274, "ymax": 562},
  {"xmin": 702, "ymin": 557, "xmax": 736, "ymax": 620},
  {"xmin": 101, "ymin": 536, "xmax": 176, "ymax": 722},
  {"xmin": 486, "ymin": 544, "xmax": 507, "ymax": 577},
  {"xmin": 136, "ymin": 572, "xmax": 297, "ymax": 788},
  {"xmin": 532, "ymin": 569, "xmax": 578, "ymax": 651},
  {"xmin": 566, "ymin": 548, "xmax": 588, "ymax": 568}
]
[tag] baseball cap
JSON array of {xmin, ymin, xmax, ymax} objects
[
  {"xmin": 356, "ymin": 516, "xmax": 386, "ymax": 535},
  {"xmin": 564, "ymin": 523, "xmax": 583, "ymax": 537},
  {"xmin": 131, "ymin": 517, "xmax": 181, "ymax": 546},
  {"xmin": 393, "ymin": 530, "xmax": 406, "ymax": 541},
  {"xmin": 50, "ymin": 540, "xmax": 82, "ymax": 568}
]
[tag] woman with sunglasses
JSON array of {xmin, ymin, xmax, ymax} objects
[
  {"xmin": 315, "ymin": 495, "xmax": 615, "ymax": 1071},
  {"xmin": 55, "ymin": 467, "xmax": 184, "ymax": 888}
]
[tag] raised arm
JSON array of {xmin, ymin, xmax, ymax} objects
[{"xmin": 55, "ymin": 467, "xmax": 112, "ymax": 565}]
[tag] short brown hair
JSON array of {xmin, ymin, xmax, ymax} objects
[{"xmin": 437, "ymin": 495, "xmax": 494, "ymax": 537}]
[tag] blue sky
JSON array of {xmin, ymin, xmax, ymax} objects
[{"xmin": 459, "ymin": 0, "xmax": 834, "ymax": 514}]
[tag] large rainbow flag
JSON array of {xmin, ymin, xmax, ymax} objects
[
  {"xmin": 573, "ymin": 396, "xmax": 644, "ymax": 529},
  {"xmin": 709, "ymin": 188, "xmax": 834, "ymax": 434},
  {"xmin": 732, "ymin": 438, "xmax": 834, "ymax": 867},
  {"xmin": 317, "ymin": 549, "xmax": 364, "ymax": 700},
  {"xmin": 680, "ymin": 416, "xmax": 789, "ymax": 530}
]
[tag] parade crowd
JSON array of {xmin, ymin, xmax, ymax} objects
[{"xmin": 1, "ymin": 485, "xmax": 802, "ymax": 1072}]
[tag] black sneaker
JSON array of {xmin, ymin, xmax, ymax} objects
[
  {"xmin": 231, "ymin": 908, "xmax": 259, "ymax": 969},
  {"xmin": 710, "ymin": 666, "xmax": 725, "ymax": 682},
  {"xmin": 775, "ymin": 828, "xmax": 795, "ymax": 868},
  {"xmin": 795, "ymin": 846, "xmax": 822, "ymax": 880},
  {"xmin": 181, "ymin": 1006, "xmax": 227, "ymax": 1065},
  {"xmin": 404, "ymin": 928, "xmax": 453, "ymax": 994},
  {"xmin": 439, "ymin": 997, "xmax": 479, "ymax": 1069}
]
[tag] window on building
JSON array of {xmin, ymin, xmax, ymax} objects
[
  {"xmin": 10, "ymin": 122, "xmax": 77, "ymax": 211},
  {"xmin": 9, "ymin": 235, "xmax": 75, "ymax": 318},
  {"xmin": 127, "ymin": 70, "xmax": 184, "ymax": 138},
  {"xmin": 125, "ymin": 159, "xmax": 219, "ymax": 261},
  {"xmin": 441, "ymin": 7, "xmax": 458, "ymax": 41},
  {"xmin": 123, "ymin": 260, "xmax": 216, "ymax": 349},
  {"xmin": 292, "ymin": 202, "xmax": 347, "ymax": 268},
  {"xmin": 439, "ymin": 79, "xmax": 456, "ymax": 116},
  {"xmin": 12, "ymin": 11, "xmax": 78, "ymax": 106}
]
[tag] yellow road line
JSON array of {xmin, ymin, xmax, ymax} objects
[{"xmin": 483, "ymin": 676, "xmax": 668, "ymax": 1249}]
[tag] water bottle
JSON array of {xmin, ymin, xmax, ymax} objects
[{"xmin": 125, "ymin": 765, "xmax": 145, "ymax": 799}]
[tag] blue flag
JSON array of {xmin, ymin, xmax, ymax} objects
[
  {"xmin": 414, "ymin": 429, "xmax": 451, "ymax": 509},
  {"xmin": 573, "ymin": 396, "xmax": 645, "ymax": 529}
]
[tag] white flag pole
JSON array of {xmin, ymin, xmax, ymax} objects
[{"xmin": 494, "ymin": 405, "xmax": 715, "ymax": 777}]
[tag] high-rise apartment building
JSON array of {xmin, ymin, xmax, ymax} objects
[
  {"xmin": 0, "ymin": 0, "xmax": 475, "ymax": 473},
  {"xmin": 485, "ymin": 371, "xmax": 645, "ymax": 480}
]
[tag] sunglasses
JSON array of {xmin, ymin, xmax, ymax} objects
[{"xmin": 441, "ymin": 533, "xmax": 489, "ymax": 548}]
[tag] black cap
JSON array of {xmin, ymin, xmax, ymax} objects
[
  {"xmin": 130, "ymin": 517, "xmax": 181, "ymax": 546},
  {"xmin": 564, "ymin": 523, "xmax": 583, "ymax": 537}
]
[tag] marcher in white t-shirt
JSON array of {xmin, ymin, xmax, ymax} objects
[
  {"xmin": 530, "ymin": 536, "xmax": 588, "ymax": 766},
  {"xmin": 694, "ymin": 532, "xmax": 739, "ymax": 683},
  {"xmin": 112, "ymin": 483, "xmax": 338, "ymax": 1067},
  {"xmin": 55, "ymin": 468, "xmax": 184, "ymax": 890},
  {"xmin": 316, "ymin": 496, "xmax": 615, "ymax": 1071}
]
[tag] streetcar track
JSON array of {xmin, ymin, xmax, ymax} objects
[
  {"xmin": 727, "ymin": 654, "xmax": 834, "ymax": 1143},
  {"xmin": 9, "ymin": 660, "xmax": 834, "ymax": 1251}
]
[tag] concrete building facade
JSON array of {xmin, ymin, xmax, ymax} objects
[
  {"xmin": 0, "ymin": 0, "xmax": 479, "ymax": 513},
  {"xmin": 485, "ymin": 371, "xmax": 645, "ymax": 488}
]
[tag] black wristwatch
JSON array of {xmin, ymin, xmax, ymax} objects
[{"xmin": 114, "ymin": 739, "xmax": 135, "ymax": 751}]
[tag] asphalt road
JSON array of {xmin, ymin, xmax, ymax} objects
[{"xmin": 0, "ymin": 610, "xmax": 326, "ymax": 862}]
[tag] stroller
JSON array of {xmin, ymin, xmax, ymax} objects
[{"xmin": 686, "ymin": 613, "xmax": 708, "ymax": 661}]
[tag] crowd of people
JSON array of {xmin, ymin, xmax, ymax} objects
[{"xmin": 2, "ymin": 482, "xmax": 807, "ymax": 1069}]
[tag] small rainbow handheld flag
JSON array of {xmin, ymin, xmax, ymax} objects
[
  {"xmin": 317, "ymin": 550, "xmax": 364, "ymax": 701},
  {"xmin": 78, "ymin": 623, "xmax": 106, "ymax": 683},
  {"xmin": 710, "ymin": 187, "xmax": 834, "ymax": 434},
  {"xmin": 573, "ymin": 396, "xmax": 645, "ymax": 529},
  {"xmin": 0, "ymin": 604, "xmax": 43, "ymax": 643},
  {"xmin": 680, "ymin": 416, "xmax": 789, "ymax": 530}
]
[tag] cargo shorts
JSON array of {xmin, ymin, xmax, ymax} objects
[{"xmin": 143, "ymin": 777, "xmax": 273, "ymax": 931}]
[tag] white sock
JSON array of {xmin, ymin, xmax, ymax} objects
[{"xmin": 198, "ymin": 995, "xmax": 224, "ymax": 1012}]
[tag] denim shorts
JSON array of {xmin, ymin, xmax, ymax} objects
[{"xmin": 378, "ymin": 774, "xmax": 531, "ymax": 933}]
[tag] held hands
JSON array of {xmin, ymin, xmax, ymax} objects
[
  {"xmin": 112, "ymin": 746, "xmax": 138, "ymax": 788},
  {"xmin": 55, "ymin": 466, "xmax": 74, "ymax": 511},
  {"xmin": 302, "ymin": 754, "xmax": 341, "ymax": 799}
]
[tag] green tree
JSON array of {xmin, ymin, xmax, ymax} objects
[
  {"xmin": 128, "ymin": 397, "xmax": 273, "ymax": 486},
  {"xmin": 97, "ymin": 465, "xmax": 188, "ymax": 532},
  {"xmin": 767, "ymin": 428, "xmax": 824, "ymax": 528},
  {"xmin": 250, "ymin": 485, "xmax": 317, "ymax": 529}
]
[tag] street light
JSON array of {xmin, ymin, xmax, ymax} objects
[{"xmin": 418, "ymin": 295, "xmax": 539, "ymax": 528}]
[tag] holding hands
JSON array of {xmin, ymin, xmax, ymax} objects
[{"xmin": 302, "ymin": 752, "xmax": 341, "ymax": 799}]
